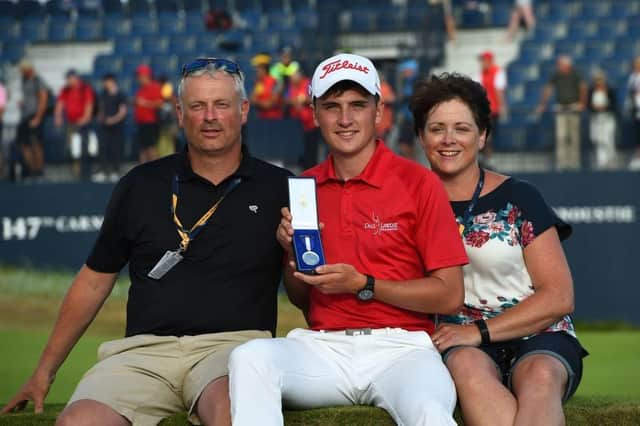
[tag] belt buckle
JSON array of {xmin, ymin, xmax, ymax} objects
[{"xmin": 345, "ymin": 328, "xmax": 372, "ymax": 336}]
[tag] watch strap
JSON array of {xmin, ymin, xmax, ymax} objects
[{"xmin": 474, "ymin": 319, "xmax": 491, "ymax": 345}]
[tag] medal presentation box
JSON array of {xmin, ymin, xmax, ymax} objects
[{"xmin": 288, "ymin": 177, "xmax": 326, "ymax": 274}]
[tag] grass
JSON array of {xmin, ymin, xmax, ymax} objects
[{"xmin": 1, "ymin": 266, "xmax": 640, "ymax": 424}]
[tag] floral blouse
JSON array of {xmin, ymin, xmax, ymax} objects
[{"xmin": 440, "ymin": 177, "xmax": 576, "ymax": 338}]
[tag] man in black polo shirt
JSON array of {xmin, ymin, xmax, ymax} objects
[{"xmin": 2, "ymin": 58, "xmax": 291, "ymax": 425}]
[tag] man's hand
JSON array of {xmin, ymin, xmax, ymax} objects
[
  {"xmin": 430, "ymin": 323, "xmax": 481, "ymax": 352},
  {"xmin": 276, "ymin": 207, "xmax": 295, "ymax": 256},
  {"xmin": 29, "ymin": 116, "xmax": 42, "ymax": 128},
  {"xmin": 1, "ymin": 369, "xmax": 54, "ymax": 415},
  {"xmin": 293, "ymin": 263, "xmax": 366, "ymax": 295}
]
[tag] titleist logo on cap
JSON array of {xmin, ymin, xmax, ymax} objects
[{"xmin": 319, "ymin": 59, "xmax": 370, "ymax": 79}]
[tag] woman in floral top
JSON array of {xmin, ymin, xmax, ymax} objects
[{"xmin": 410, "ymin": 73, "xmax": 587, "ymax": 426}]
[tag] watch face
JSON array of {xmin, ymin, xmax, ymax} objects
[{"xmin": 357, "ymin": 289, "xmax": 374, "ymax": 301}]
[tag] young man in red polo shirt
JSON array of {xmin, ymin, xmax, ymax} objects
[
  {"xmin": 134, "ymin": 64, "xmax": 163, "ymax": 164},
  {"xmin": 55, "ymin": 69, "xmax": 95, "ymax": 180},
  {"xmin": 229, "ymin": 53, "xmax": 468, "ymax": 426}
]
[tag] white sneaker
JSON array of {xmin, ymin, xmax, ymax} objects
[{"xmin": 629, "ymin": 157, "xmax": 640, "ymax": 171}]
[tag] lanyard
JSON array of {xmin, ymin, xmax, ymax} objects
[
  {"xmin": 171, "ymin": 175, "xmax": 241, "ymax": 252},
  {"xmin": 459, "ymin": 168, "xmax": 485, "ymax": 236}
]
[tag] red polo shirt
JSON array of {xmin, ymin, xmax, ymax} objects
[
  {"xmin": 135, "ymin": 80, "xmax": 162, "ymax": 124},
  {"xmin": 58, "ymin": 82, "xmax": 95, "ymax": 124},
  {"xmin": 303, "ymin": 141, "xmax": 468, "ymax": 334}
]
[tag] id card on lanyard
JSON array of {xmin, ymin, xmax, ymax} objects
[{"xmin": 147, "ymin": 175, "xmax": 242, "ymax": 280}]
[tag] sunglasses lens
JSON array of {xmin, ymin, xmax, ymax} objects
[{"xmin": 182, "ymin": 58, "xmax": 241, "ymax": 76}]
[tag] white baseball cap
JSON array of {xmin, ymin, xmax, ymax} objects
[{"xmin": 310, "ymin": 53, "xmax": 381, "ymax": 99}]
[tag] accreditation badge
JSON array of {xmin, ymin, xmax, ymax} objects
[{"xmin": 147, "ymin": 249, "xmax": 183, "ymax": 280}]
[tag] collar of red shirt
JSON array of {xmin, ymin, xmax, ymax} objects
[{"xmin": 313, "ymin": 140, "xmax": 392, "ymax": 189}]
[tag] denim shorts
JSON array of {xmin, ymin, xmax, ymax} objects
[{"xmin": 443, "ymin": 331, "xmax": 588, "ymax": 401}]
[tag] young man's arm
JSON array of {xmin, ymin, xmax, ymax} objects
[
  {"xmin": 292, "ymin": 263, "xmax": 464, "ymax": 315},
  {"xmin": 1, "ymin": 266, "xmax": 118, "ymax": 414}
]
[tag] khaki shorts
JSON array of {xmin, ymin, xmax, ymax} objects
[{"xmin": 68, "ymin": 330, "xmax": 270, "ymax": 425}]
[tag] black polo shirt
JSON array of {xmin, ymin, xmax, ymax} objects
[{"xmin": 87, "ymin": 146, "xmax": 291, "ymax": 337}]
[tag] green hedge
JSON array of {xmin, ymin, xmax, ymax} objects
[{"xmin": 2, "ymin": 398, "xmax": 639, "ymax": 426}]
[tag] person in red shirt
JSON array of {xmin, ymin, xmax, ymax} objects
[
  {"xmin": 55, "ymin": 69, "xmax": 95, "ymax": 180},
  {"xmin": 229, "ymin": 53, "xmax": 468, "ymax": 426},
  {"xmin": 134, "ymin": 64, "xmax": 163, "ymax": 163},
  {"xmin": 285, "ymin": 69, "xmax": 320, "ymax": 169},
  {"xmin": 475, "ymin": 50, "xmax": 506, "ymax": 165},
  {"xmin": 250, "ymin": 59, "xmax": 283, "ymax": 120}
]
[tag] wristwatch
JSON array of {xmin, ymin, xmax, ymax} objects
[{"xmin": 357, "ymin": 274, "xmax": 375, "ymax": 301}]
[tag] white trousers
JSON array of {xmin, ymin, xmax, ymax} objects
[
  {"xmin": 589, "ymin": 112, "xmax": 616, "ymax": 169},
  {"xmin": 229, "ymin": 328, "xmax": 457, "ymax": 426}
]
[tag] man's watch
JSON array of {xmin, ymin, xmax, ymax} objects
[{"xmin": 357, "ymin": 274, "xmax": 375, "ymax": 301}]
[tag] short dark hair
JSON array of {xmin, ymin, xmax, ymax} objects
[
  {"xmin": 102, "ymin": 73, "xmax": 116, "ymax": 81},
  {"xmin": 409, "ymin": 72, "xmax": 492, "ymax": 139},
  {"xmin": 313, "ymin": 80, "xmax": 380, "ymax": 105}
]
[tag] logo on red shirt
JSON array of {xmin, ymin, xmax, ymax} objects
[
  {"xmin": 364, "ymin": 212, "xmax": 399, "ymax": 235},
  {"xmin": 319, "ymin": 59, "xmax": 370, "ymax": 79}
]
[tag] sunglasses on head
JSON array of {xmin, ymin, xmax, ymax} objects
[{"xmin": 181, "ymin": 58, "xmax": 242, "ymax": 77}]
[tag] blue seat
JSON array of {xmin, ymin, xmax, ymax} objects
[
  {"xmin": 519, "ymin": 41, "xmax": 551, "ymax": 63},
  {"xmin": 183, "ymin": 0, "xmax": 204, "ymax": 13},
  {"xmin": 48, "ymin": 20, "xmax": 75, "ymax": 42},
  {"xmin": 103, "ymin": 16, "xmax": 132, "ymax": 39},
  {"xmin": 611, "ymin": 2, "xmax": 640, "ymax": 19},
  {"xmin": 566, "ymin": 21, "xmax": 599, "ymax": 41},
  {"xmin": 94, "ymin": 54, "xmax": 123, "ymax": 75},
  {"xmin": 490, "ymin": 7, "xmax": 511, "ymax": 27},
  {"xmin": 155, "ymin": 0, "xmax": 179, "ymax": 14},
  {"xmin": 293, "ymin": 8, "xmax": 319, "ymax": 30},
  {"xmin": 114, "ymin": 35, "xmax": 143, "ymax": 55},
  {"xmin": 218, "ymin": 29, "xmax": 246, "ymax": 52},
  {"xmin": 583, "ymin": 41, "xmax": 615, "ymax": 62},
  {"xmin": 507, "ymin": 62, "xmax": 539, "ymax": 83},
  {"xmin": 249, "ymin": 33, "xmax": 279, "ymax": 54},
  {"xmin": 142, "ymin": 35, "xmax": 170, "ymax": 55},
  {"xmin": 122, "ymin": 55, "xmax": 152, "ymax": 76},
  {"xmin": 554, "ymin": 39, "xmax": 584, "ymax": 59},
  {"xmin": 170, "ymin": 34, "xmax": 198, "ymax": 56},
  {"xmin": 628, "ymin": 22, "xmax": 640, "ymax": 39},
  {"xmin": 150, "ymin": 55, "xmax": 179, "ymax": 79},
  {"xmin": 0, "ymin": 0, "xmax": 16, "ymax": 18},
  {"xmin": 15, "ymin": 0, "xmax": 45, "ymax": 18},
  {"xmin": 128, "ymin": 0, "xmax": 153, "ymax": 16},
  {"xmin": 506, "ymin": 83, "xmax": 526, "ymax": 105},
  {"xmin": 573, "ymin": 58, "xmax": 598, "ymax": 78},
  {"xmin": 598, "ymin": 19, "xmax": 627, "ymax": 39},
  {"xmin": 19, "ymin": 18, "xmax": 48, "ymax": 43},
  {"xmin": 615, "ymin": 38, "xmax": 640, "ymax": 59},
  {"xmin": 494, "ymin": 119, "xmax": 530, "ymax": 151},
  {"xmin": 0, "ymin": 18, "xmax": 18, "ymax": 40},
  {"xmin": 131, "ymin": 16, "xmax": 158, "ymax": 35},
  {"xmin": 375, "ymin": 6, "xmax": 406, "ymax": 32},
  {"xmin": 530, "ymin": 22, "xmax": 563, "ymax": 43},
  {"xmin": 291, "ymin": 0, "xmax": 314, "ymax": 12},
  {"xmin": 195, "ymin": 36, "xmax": 221, "ymax": 56},
  {"xmin": 158, "ymin": 13, "xmax": 185, "ymax": 35},
  {"xmin": 75, "ymin": 16, "xmax": 103, "ymax": 41},
  {"xmin": 184, "ymin": 12, "xmax": 208, "ymax": 35},
  {"xmin": 101, "ymin": 0, "xmax": 125, "ymax": 16},
  {"xmin": 580, "ymin": 2, "xmax": 612, "ymax": 19},
  {"xmin": 406, "ymin": 6, "xmax": 428, "ymax": 30},
  {"xmin": 46, "ymin": 0, "xmax": 74, "ymax": 18},
  {"xmin": 267, "ymin": 11, "xmax": 296, "ymax": 31},
  {"xmin": 3, "ymin": 41, "xmax": 24, "ymax": 64},
  {"xmin": 238, "ymin": 10, "xmax": 264, "ymax": 31},
  {"xmin": 233, "ymin": 0, "xmax": 259, "ymax": 13},
  {"xmin": 347, "ymin": 8, "xmax": 376, "ymax": 32},
  {"xmin": 262, "ymin": 0, "xmax": 286, "ymax": 12},
  {"xmin": 278, "ymin": 30, "xmax": 303, "ymax": 50}
]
